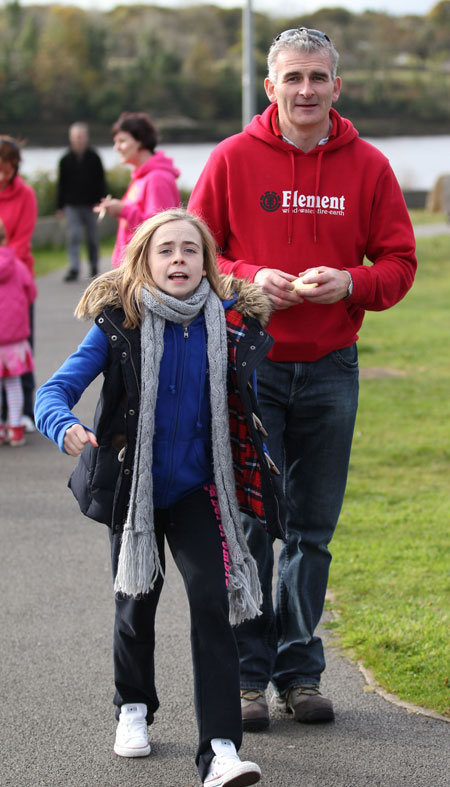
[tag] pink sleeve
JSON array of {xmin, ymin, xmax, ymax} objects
[
  {"xmin": 18, "ymin": 256, "xmax": 37, "ymax": 304},
  {"xmin": 119, "ymin": 171, "xmax": 179, "ymax": 230},
  {"xmin": 8, "ymin": 187, "xmax": 38, "ymax": 273}
]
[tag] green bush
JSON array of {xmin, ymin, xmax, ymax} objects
[
  {"xmin": 105, "ymin": 165, "xmax": 131, "ymax": 200},
  {"xmin": 25, "ymin": 172, "xmax": 58, "ymax": 217}
]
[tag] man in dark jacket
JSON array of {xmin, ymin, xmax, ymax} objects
[{"xmin": 57, "ymin": 122, "xmax": 106, "ymax": 281}]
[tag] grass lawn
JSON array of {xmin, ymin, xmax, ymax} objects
[
  {"xmin": 328, "ymin": 233, "xmax": 450, "ymax": 717},
  {"xmin": 408, "ymin": 208, "xmax": 446, "ymax": 225}
]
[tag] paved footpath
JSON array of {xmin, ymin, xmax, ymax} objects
[{"xmin": 1, "ymin": 256, "xmax": 449, "ymax": 787}]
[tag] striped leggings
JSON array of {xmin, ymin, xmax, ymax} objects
[{"xmin": 1, "ymin": 376, "xmax": 23, "ymax": 427}]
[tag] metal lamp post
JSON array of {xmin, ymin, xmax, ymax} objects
[{"xmin": 242, "ymin": 0, "xmax": 256, "ymax": 127}]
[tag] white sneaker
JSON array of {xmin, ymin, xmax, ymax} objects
[
  {"xmin": 203, "ymin": 738, "xmax": 261, "ymax": 787},
  {"xmin": 114, "ymin": 703, "xmax": 151, "ymax": 757}
]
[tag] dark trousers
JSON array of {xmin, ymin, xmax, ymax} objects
[
  {"xmin": 22, "ymin": 302, "xmax": 35, "ymax": 418},
  {"xmin": 65, "ymin": 205, "xmax": 99, "ymax": 274},
  {"xmin": 236, "ymin": 349, "xmax": 359, "ymax": 692},
  {"xmin": 110, "ymin": 486, "xmax": 242, "ymax": 780}
]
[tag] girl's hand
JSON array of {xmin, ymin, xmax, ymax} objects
[{"xmin": 64, "ymin": 424, "xmax": 98, "ymax": 457}]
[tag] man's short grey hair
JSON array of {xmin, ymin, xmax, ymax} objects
[
  {"xmin": 267, "ymin": 28, "xmax": 339, "ymax": 83},
  {"xmin": 69, "ymin": 122, "xmax": 89, "ymax": 137}
]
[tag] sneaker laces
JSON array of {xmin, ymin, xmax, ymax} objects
[
  {"xmin": 119, "ymin": 714, "xmax": 147, "ymax": 742},
  {"xmin": 241, "ymin": 688, "xmax": 265, "ymax": 702},
  {"xmin": 288, "ymin": 684, "xmax": 321, "ymax": 698}
]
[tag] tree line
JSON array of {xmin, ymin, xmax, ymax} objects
[{"xmin": 1, "ymin": 0, "xmax": 450, "ymax": 143}]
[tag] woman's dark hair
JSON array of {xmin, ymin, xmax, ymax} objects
[
  {"xmin": 111, "ymin": 112, "xmax": 158, "ymax": 153},
  {"xmin": 0, "ymin": 136, "xmax": 22, "ymax": 178}
]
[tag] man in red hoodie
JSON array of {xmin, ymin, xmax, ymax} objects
[{"xmin": 188, "ymin": 28, "xmax": 416, "ymax": 730}]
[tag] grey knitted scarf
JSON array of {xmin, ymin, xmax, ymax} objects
[{"xmin": 113, "ymin": 277, "xmax": 262, "ymax": 624}]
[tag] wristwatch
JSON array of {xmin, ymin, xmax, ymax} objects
[{"xmin": 342, "ymin": 269, "xmax": 353, "ymax": 300}]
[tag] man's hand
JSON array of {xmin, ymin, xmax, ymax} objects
[
  {"xmin": 64, "ymin": 424, "xmax": 98, "ymax": 457},
  {"xmin": 294, "ymin": 267, "xmax": 353, "ymax": 304},
  {"xmin": 254, "ymin": 268, "xmax": 305, "ymax": 310}
]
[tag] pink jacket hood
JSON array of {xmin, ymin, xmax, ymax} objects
[{"xmin": 130, "ymin": 151, "xmax": 180, "ymax": 183}]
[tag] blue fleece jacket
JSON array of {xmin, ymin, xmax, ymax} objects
[{"xmin": 35, "ymin": 306, "xmax": 234, "ymax": 509}]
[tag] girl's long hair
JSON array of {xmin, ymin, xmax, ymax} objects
[{"xmin": 75, "ymin": 208, "xmax": 224, "ymax": 328}]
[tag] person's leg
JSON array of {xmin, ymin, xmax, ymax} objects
[
  {"xmin": 21, "ymin": 303, "xmax": 35, "ymax": 423},
  {"xmin": 64, "ymin": 206, "xmax": 82, "ymax": 277},
  {"xmin": 5, "ymin": 375, "xmax": 25, "ymax": 446},
  {"xmin": 4, "ymin": 375, "xmax": 23, "ymax": 426},
  {"xmin": 272, "ymin": 345, "xmax": 359, "ymax": 695},
  {"xmin": 110, "ymin": 519, "xmax": 166, "ymax": 723},
  {"xmin": 81, "ymin": 205, "xmax": 100, "ymax": 275},
  {"xmin": 165, "ymin": 486, "xmax": 242, "ymax": 783}
]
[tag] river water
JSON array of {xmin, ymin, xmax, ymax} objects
[{"xmin": 20, "ymin": 136, "xmax": 450, "ymax": 191}]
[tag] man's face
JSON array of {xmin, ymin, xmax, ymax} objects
[
  {"xmin": 265, "ymin": 48, "xmax": 341, "ymax": 139},
  {"xmin": 70, "ymin": 128, "xmax": 88, "ymax": 154}
]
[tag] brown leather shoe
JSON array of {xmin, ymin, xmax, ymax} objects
[
  {"xmin": 241, "ymin": 688, "xmax": 270, "ymax": 731},
  {"xmin": 277, "ymin": 684, "xmax": 335, "ymax": 723}
]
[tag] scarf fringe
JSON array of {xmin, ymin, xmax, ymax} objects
[
  {"xmin": 228, "ymin": 555, "xmax": 263, "ymax": 626},
  {"xmin": 113, "ymin": 528, "xmax": 163, "ymax": 597}
]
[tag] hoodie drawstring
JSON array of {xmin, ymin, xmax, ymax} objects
[
  {"xmin": 313, "ymin": 148, "xmax": 324, "ymax": 244},
  {"xmin": 287, "ymin": 150, "xmax": 295, "ymax": 245},
  {"xmin": 287, "ymin": 146, "xmax": 324, "ymax": 245}
]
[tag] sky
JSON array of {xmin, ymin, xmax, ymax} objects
[{"xmin": 18, "ymin": 0, "xmax": 438, "ymax": 17}]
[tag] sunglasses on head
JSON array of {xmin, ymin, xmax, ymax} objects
[{"xmin": 274, "ymin": 27, "xmax": 330, "ymax": 43}]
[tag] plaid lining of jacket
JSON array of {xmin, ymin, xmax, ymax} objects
[{"xmin": 226, "ymin": 306, "xmax": 285, "ymax": 540}]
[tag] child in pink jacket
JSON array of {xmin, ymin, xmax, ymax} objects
[{"xmin": 0, "ymin": 219, "xmax": 37, "ymax": 446}]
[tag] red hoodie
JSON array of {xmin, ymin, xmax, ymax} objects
[
  {"xmin": 189, "ymin": 105, "xmax": 417, "ymax": 362},
  {"xmin": 0, "ymin": 175, "xmax": 37, "ymax": 275}
]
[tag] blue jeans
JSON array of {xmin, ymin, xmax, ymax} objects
[
  {"xmin": 235, "ymin": 347, "xmax": 359, "ymax": 693},
  {"xmin": 65, "ymin": 205, "xmax": 99, "ymax": 273}
]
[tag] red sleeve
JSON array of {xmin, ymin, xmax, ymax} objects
[{"xmin": 349, "ymin": 164, "xmax": 417, "ymax": 311}]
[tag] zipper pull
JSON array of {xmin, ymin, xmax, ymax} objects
[{"xmin": 184, "ymin": 325, "xmax": 189, "ymax": 339}]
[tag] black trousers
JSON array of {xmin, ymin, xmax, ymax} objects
[{"xmin": 110, "ymin": 486, "xmax": 242, "ymax": 780}]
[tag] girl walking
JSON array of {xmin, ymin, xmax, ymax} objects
[
  {"xmin": 35, "ymin": 208, "xmax": 284, "ymax": 787},
  {"xmin": 0, "ymin": 219, "xmax": 36, "ymax": 446}
]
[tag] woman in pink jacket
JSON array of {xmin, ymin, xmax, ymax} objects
[
  {"xmin": 96, "ymin": 112, "xmax": 181, "ymax": 268},
  {"xmin": 0, "ymin": 219, "xmax": 37, "ymax": 446},
  {"xmin": 0, "ymin": 136, "xmax": 38, "ymax": 428}
]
